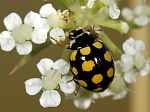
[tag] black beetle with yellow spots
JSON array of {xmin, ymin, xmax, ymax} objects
[{"xmin": 69, "ymin": 28, "xmax": 115, "ymax": 92}]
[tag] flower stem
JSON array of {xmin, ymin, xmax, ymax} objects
[
  {"xmin": 100, "ymin": 32, "xmax": 123, "ymax": 59},
  {"xmin": 9, "ymin": 41, "xmax": 51, "ymax": 76}
]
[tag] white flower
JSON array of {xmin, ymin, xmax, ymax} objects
[
  {"xmin": 39, "ymin": 4, "xmax": 66, "ymax": 44},
  {"xmin": 109, "ymin": 3, "xmax": 120, "ymax": 19},
  {"xmin": 0, "ymin": 12, "xmax": 49, "ymax": 55},
  {"xmin": 24, "ymin": 58, "xmax": 76, "ymax": 108}
]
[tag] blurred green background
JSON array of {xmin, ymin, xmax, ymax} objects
[{"xmin": 0, "ymin": 0, "xmax": 149, "ymax": 112}]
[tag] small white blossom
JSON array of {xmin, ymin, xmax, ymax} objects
[
  {"xmin": 0, "ymin": 12, "xmax": 49, "ymax": 55},
  {"xmin": 25, "ymin": 58, "xmax": 76, "ymax": 108}
]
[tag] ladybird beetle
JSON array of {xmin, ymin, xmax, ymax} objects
[{"xmin": 69, "ymin": 28, "xmax": 115, "ymax": 92}]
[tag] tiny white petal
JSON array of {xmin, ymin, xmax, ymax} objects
[
  {"xmin": 16, "ymin": 41, "xmax": 32, "ymax": 55},
  {"xmin": 4, "ymin": 13, "xmax": 22, "ymax": 31},
  {"xmin": 0, "ymin": 31, "xmax": 15, "ymax": 51},
  {"xmin": 134, "ymin": 53, "xmax": 146, "ymax": 70},
  {"xmin": 60, "ymin": 75, "xmax": 76, "ymax": 94},
  {"xmin": 135, "ymin": 40, "xmax": 145, "ymax": 52},
  {"xmin": 37, "ymin": 58, "xmax": 54, "ymax": 75},
  {"xmin": 31, "ymin": 28, "xmax": 48, "ymax": 44},
  {"xmin": 73, "ymin": 97, "xmax": 92, "ymax": 110},
  {"xmin": 121, "ymin": 8, "xmax": 134, "ymax": 21},
  {"xmin": 39, "ymin": 90, "xmax": 61, "ymax": 108},
  {"xmin": 139, "ymin": 63, "xmax": 150, "ymax": 76},
  {"xmin": 124, "ymin": 69, "xmax": 138, "ymax": 83},
  {"xmin": 121, "ymin": 54, "xmax": 134, "ymax": 72},
  {"xmin": 122, "ymin": 38, "xmax": 136, "ymax": 55},
  {"xmin": 24, "ymin": 11, "xmax": 45, "ymax": 28},
  {"xmin": 24, "ymin": 78, "xmax": 42, "ymax": 95},
  {"xmin": 53, "ymin": 59, "xmax": 70, "ymax": 75},
  {"xmin": 113, "ymin": 90, "xmax": 127, "ymax": 100},
  {"xmin": 134, "ymin": 16, "xmax": 149, "ymax": 26},
  {"xmin": 49, "ymin": 28, "xmax": 65, "ymax": 44},
  {"xmin": 39, "ymin": 4, "xmax": 57, "ymax": 17},
  {"xmin": 121, "ymin": 22, "xmax": 129, "ymax": 34},
  {"xmin": 109, "ymin": 3, "xmax": 120, "ymax": 19}
]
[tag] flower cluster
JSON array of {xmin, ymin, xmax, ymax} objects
[
  {"xmin": 25, "ymin": 58, "xmax": 76, "ymax": 108},
  {"xmin": 0, "ymin": 4, "xmax": 66, "ymax": 55},
  {"xmin": 122, "ymin": 4, "xmax": 150, "ymax": 26},
  {"xmin": 0, "ymin": 0, "xmax": 149, "ymax": 111}
]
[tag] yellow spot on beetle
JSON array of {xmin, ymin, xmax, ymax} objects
[
  {"xmin": 92, "ymin": 74, "xmax": 103, "ymax": 84},
  {"xmin": 80, "ymin": 47, "xmax": 91, "ymax": 55},
  {"xmin": 72, "ymin": 67, "xmax": 78, "ymax": 75},
  {"xmin": 78, "ymin": 80, "xmax": 88, "ymax": 87},
  {"xmin": 93, "ymin": 41, "xmax": 102, "ymax": 49},
  {"xmin": 82, "ymin": 60, "xmax": 95, "ymax": 72},
  {"xmin": 107, "ymin": 68, "xmax": 114, "ymax": 77},
  {"xmin": 92, "ymin": 87, "xmax": 102, "ymax": 92},
  {"xmin": 70, "ymin": 50, "xmax": 77, "ymax": 61},
  {"xmin": 104, "ymin": 51, "xmax": 112, "ymax": 62}
]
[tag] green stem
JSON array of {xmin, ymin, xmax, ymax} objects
[
  {"xmin": 100, "ymin": 32, "xmax": 123, "ymax": 59},
  {"xmin": 9, "ymin": 41, "xmax": 51, "ymax": 75}
]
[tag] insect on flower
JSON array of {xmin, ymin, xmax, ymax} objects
[{"xmin": 68, "ymin": 27, "xmax": 115, "ymax": 92}]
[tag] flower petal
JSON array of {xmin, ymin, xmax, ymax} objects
[
  {"xmin": 73, "ymin": 97, "xmax": 92, "ymax": 110},
  {"xmin": 31, "ymin": 28, "xmax": 48, "ymax": 44},
  {"xmin": 124, "ymin": 69, "xmax": 138, "ymax": 83},
  {"xmin": 109, "ymin": 3, "xmax": 120, "ymax": 19},
  {"xmin": 53, "ymin": 59, "xmax": 70, "ymax": 75},
  {"xmin": 0, "ymin": 31, "xmax": 15, "ymax": 51},
  {"xmin": 4, "ymin": 13, "xmax": 22, "ymax": 31},
  {"xmin": 135, "ymin": 39, "xmax": 145, "ymax": 52},
  {"xmin": 49, "ymin": 28, "xmax": 65, "ymax": 44},
  {"xmin": 24, "ymin": 11, "xmax": 43, "ymax": 28},
  {"xmin": 134, "ymin": 52, "xmax": 146, "ymax": 70},
  {"xmin": 37, "ymin": 58, "xmax": 54, "ymax": 75},
  {"xmin": 60, "ymin": 75, "xmax": 76, "ymax": 94},
  {"xmin": 139, "ymin": 63, "xmax": 150, "ymax": 77},
  {"xmin": 39, "ymin": 90, "xmax": 61, "ymax": 108},
  {"xmin": 39, "ymin": 4, "xmax": 57, "ymax": 17},
  {"xmin": 16, "ymin": 41, "xmax": 32, "ymax": 55},
  {"xmin": 121, "ymin": 54, "xmax": 134, "ymax": 72},
  {"xmin": 24, "ymin": 78, "xmax": 42, "ymax": 95}
]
